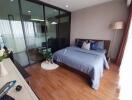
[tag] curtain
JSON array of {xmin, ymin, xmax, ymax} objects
[{"xmin": 116, "ymin": 4, "xmax": 132, "ymax": 66}]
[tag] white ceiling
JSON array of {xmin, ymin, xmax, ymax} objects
[{"xmin": 40, "ymin": 0, "xmax": 114, "ymax": 11}]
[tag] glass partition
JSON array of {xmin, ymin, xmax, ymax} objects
[
  {"xmin": 21, "ymin": 0, "xmax": 46, "ymax": 64},
  {"xmin": 0, "ymin": 0, "xmax": 29, "ymax": 67},
  {"xmin": 0, "ymin": 0, "xmax": 71, "ymax": 67},
  {"xmin": 58, "ymin": 11, "xmax": 70, "ymax": 49},
  {"xmin": 45, "ymin": 6, "xmax": 59, "ymax": 52},
  {"xmin": 45, "ymin": 6, "xmax": 59, "ymax": 39},
  {"xmin": 0, "ymin": 0, "xmax": 26, "ymax": 53}
]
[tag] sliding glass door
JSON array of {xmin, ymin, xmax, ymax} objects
[
  {"xmin": 58, "ymin": 11, "xmax": 70, "ymax": 49},
  {"xmin": 20, "ymin": 0, "xmax": 71, "ymax": 65},
  {"xmin": 45, "ymin": 7, "xmax": 70, "ymax": 52},
  {"xmin": 0, "ymin": 0, "xmax": 71, "ymax": 67},
  {"xmin": 0, "ymin": 0, "xmax": 29, "ymax": 67},
  {"xmin": 21, "ymin": 0, "xmax": 46, "ymax": 64},
  {"xmin": 45, "ymin": 6, "xmax": 59, "ymax": 53}
]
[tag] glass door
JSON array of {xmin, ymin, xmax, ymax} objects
[
  {"xmin": 21, "ymin": 0, "xmax": 46, "ymax": 64},
  {"xmin": 45, "ymin": 6, "xmax": 59, "ymax": 53},
  {"xmin": 58, "ymin": 11, "xmax": 70, "ymax": 49},
  {"xmin": 0, "ymin": 0, "xmax": 71, "ymax": 67},
  {"xmin": 0, "ymin": 0, "xmax": 29, "ymax": 67}
]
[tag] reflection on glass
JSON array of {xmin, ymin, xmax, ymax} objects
[
  {"xmin": 45, "ymin": 6, "xmax": 59, "ymax": 52},
  {"xmin": 21, "ymin": 0, "xmax": 46, "ymax": 64},
  {"xmin": 45, "ymin": 7, "xmax": 59, "ymax": 39},
  {"xmin": 0, "ymin": 0, "xmax": 26, "ymax": 53},
  {"xmin": 0, "ymin": 0, "xmax": 28, "ymax": 67},
  {"xmin": 0, "ymin": 0, "xmax": 71, "ymax": 67},
  {"xmin": 59, "ymin": 11, "xmax": 70, "ymax": 48}
]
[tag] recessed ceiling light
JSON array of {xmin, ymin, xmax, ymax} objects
[
  {"xmin": 10, "ymin": 0, "xmax": 14, "ymax": 2},
  {"xmin": 65, "ymin": 5, "xmax": 69, "ymax": 8}
]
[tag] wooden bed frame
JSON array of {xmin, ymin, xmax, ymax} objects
[{"xmin": 75, "ymin": 38, "xmax": 111, "ymax": 58}]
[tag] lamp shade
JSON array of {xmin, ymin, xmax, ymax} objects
[{"xmin": 111, "ymin": 21, "xmax": 125, "ymax": 30}]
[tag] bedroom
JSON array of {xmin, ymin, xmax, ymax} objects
[{"xmin": 0, "ymin": 0, "xmax": 131, "ymax": 100}]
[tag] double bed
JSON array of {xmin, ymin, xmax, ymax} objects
[{"xmin": 53, "ymin": 39, "xmax": 110, "ymax": 90}]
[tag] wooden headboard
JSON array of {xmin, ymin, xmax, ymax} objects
[{"xmin": 75, "ymin": 39, "xmax": 111, "ymax": 57}]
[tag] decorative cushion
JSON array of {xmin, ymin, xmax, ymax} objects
[
  {"xmin": 90, "ymin": 41, "xmax": 104, "ymax": 50},
  {"xmin": 81, "ymin": 42, "xmax": 90, "ymax": 50},
  {"xmin": 90, "ymin": 41, "xmax": 98, "ymax": 50},
  {"xmin": 76, "ymin": 41, "xmax": 83, "ymax": 48},
  {"xmin": 97, "ymin": 41, "xmax": 104, "ymax": 50}
]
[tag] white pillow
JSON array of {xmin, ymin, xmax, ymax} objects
[{"xmin": 81, "ymin": 42, "xmax": 90, "ymax": 50}]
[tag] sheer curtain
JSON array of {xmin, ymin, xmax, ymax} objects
[{"xmin": 119, "ymin": 17, "xmax": 132, "ymax": 100}]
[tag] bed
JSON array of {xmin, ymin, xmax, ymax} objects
[{"xmin": 53, "ymin": 39, "xmax": 110, "ymax": 90}]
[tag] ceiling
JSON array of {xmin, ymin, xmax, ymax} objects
[{"xmin": 40, "ymin": 0, "xmax": 114, "ymax": 11}]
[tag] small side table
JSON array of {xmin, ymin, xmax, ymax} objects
[{"xmin": 41, "ymin": 61, "xmax": 59, "ymax": 70}]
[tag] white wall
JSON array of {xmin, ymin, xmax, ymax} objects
[{"xmin": 70, "ymin": 0, "xmax": 128, "ymax": 59}]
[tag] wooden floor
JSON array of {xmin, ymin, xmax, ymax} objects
[{"xmin": 26, "ymin": 63, "xmax": 119, "ymax": 100}]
